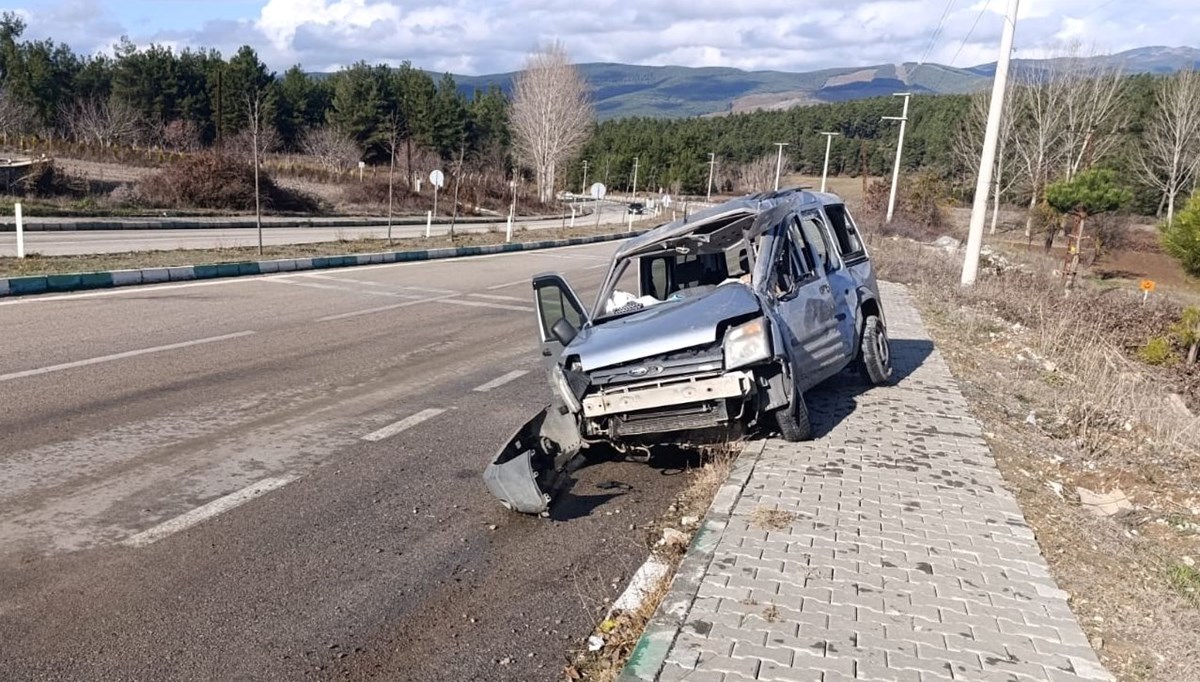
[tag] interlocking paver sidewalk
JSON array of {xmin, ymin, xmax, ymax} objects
[{"xmin": 629, "ymin": 282, "xmax": 1111, "ymax": 682}]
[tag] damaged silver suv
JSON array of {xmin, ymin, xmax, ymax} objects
[{"xmin": 485, "ymin": 189, "xmax": 891, "ymax": 514}]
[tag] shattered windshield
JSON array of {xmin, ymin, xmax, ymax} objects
[{"xmin": 594, "ymin": 214, "xmax": 760, "ymax": 322}]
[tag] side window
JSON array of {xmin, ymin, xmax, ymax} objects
[
  {"xmin": 644, "ymin": 256, "xmax": 669, "ymax": 299},
  {"xmin": 536, "ymin": 284, "xmax": 583, "ymax": 336},
  {"xmin": 771, "ymin": 222, "xmax": 810, "ymax": 296},
  {"xmin": 788, "ymin": 217, "xmax": 816, "ymax": 276},
  {"xmin": 824, "ymin": 204, "xmax": 866, "ymax": 260},
  {"xmin": 799, "ymin": 213, "xmax": 836, "ymax": 272}
]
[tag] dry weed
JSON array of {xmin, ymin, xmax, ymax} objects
[{"xmin": 751, "ymin": 507, "xmax": 797, "ymax": 531}]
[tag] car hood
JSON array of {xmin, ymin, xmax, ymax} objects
[{"xmin": 567, "ymin": 284, "xmax": 763, "ymax": 372}]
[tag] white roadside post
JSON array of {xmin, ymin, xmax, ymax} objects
[
  {"xmin": 773, "ymin": 142, "xmax": 789, "ymax": 190},
  {"xmin": 819, "ymin": 132, "xmax": 840, "ymax": 193},
  {"xmin": 15, "ymin": 202, "xmax": 24, "ymax": 259},
  {"xmin": 962, "ymin": 0, "xmax": 1021, "ymax": 286},
  {"xmin": 706, "ymin": 152, "xmax": 716, "ymax": 203},
  {"xmin": 570, "ymin": 204, "xmax": 576, "ymax": 229},
  {"xmin": 628, "ymin": 157, "xmax": 639, "ymax": 232},
  {"xmin": 429, "ymin": 169, "xmax": 445, "ymax": 238},
  {"xmin": 506, "ymin": 179, "xmax": 516, "ymax": 242},
  {"xmin": 591, "ymin": 182, "xmax": 606, "ymax": 230},
  {"xmin": 883, "ymin": 93, "xmax": 912, "ymax": 223}
]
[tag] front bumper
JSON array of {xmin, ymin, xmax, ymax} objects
[{"xmin": 581, "ymin": 371, "xmax": 754, "ymax": 418}]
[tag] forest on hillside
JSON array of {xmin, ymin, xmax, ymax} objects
[{"xmin": 0, "ymin": 10, "xmax": 1191, "ymax": 227}]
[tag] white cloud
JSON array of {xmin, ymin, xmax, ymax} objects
[{"xmin": 11, "ymin": 0, "xmax": 1200, "ymax": 75}]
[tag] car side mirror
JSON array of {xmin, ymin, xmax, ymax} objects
[{"xmin": 551, "ymin": 317, "xmax": 578, "ymax": 346}]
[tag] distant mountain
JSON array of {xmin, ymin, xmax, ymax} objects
[{"xmin": 441, "ymin": 46, "xmax": 1200, "ymax": 120}]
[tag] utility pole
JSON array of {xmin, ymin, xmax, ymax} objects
[
  {"xmin": 706, "ymin": 152, "xmax": 716, "ymax": 203},
  {"xmin": 819, "ymin": 132, "xmax": 840, "ymax": 193},
  {"xmin": 581, "ymin": 160, "xmax": 588, "ymax": 195},
  {"xmin": 883, "ymin": 93, "xmax": 912, "ymax": 223},
  {"xmin": 961, "ymin": 0, "xmax": 1020, "ymax": 286},
  {"xmin": 773, "ymin": 142, "xmax": 789, "ymax": 190},
  {"xmin": 631, "ymin": 156, "xmax": 640, "ymax": 202}
]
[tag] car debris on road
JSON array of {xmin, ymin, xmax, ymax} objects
[{"xmin": 484, "ymin": 188, "xmax": 892, "ymax": 515}]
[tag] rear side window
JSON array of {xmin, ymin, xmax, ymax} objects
[
  {"xmin": 824, "ymin": 204, "xmax": 865, "ymax": 261},
  {"xmin": 798, "ymin": 214, "xmax": 835, "ymax": 272}
]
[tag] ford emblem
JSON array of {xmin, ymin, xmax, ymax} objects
[{"xmin": 628, "ymin": 367, "xmax": 649, "ymax": 377}]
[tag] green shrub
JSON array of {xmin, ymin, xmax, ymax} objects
[
  {"xmin": 1163, "ymin": 193, "xmax": 1200, "ymax": 277},
  {"xmin": 1137, "ymin": 336, "xmax": 1176, "ymax": 366}
]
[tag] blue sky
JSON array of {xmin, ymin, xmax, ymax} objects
[{"xmin": 9, "ymin": 0, "xmax": 1198, "ymax": 75}]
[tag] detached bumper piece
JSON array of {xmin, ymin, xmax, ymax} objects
[{"xmin": 483, "ymin": 407, "xmax": 563, "ymax": 515}]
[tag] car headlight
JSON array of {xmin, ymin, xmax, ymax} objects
[
  {"xmin": 723, "ymin": 318, "xmax": 771, "ymax": 369},
  {"xmin": 551, "ymin": 365, "xmax": 582, "ymax": 413}
]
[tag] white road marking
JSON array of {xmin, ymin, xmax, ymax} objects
[
  {"xmin": 362, "ymin": 408, "xmax": 446, "ymax": 442},
  {"xmin": 0, "ymin": 241, "xmax": 614, "ymax": 306},
  {"xmin": 300, "ymin": 273, "xmax": 460, "ymax": 295},
  {"xmin": 472, "ymin": 369, "xmax": 529, "ymax": 392},
  {"xmin": 609, "ymin": 556, "xmax": 670, "ymax": 615},
  {"xmin": 121, "ymin": 474, "xmax": 298, "ymax": 548},
  {"xmin": 486, "ymin": 278, "xmax": 531, "ymax": 290},
  {"xmin": 317, "ymin": 301, "xmax": 426, "ymax": 322},
  {"xmin": 467, "ymin": 293, "xmax": 527, "ymax": 302},
  {"xmin": 269, "ymin": 278, "xmax": 423, "ymax": 299},
  {"xmin": 437, "ymin": 298, "xmax": 532, "ymax": 313},
  {"xmin": 0, "ymin": 331, "xmax": 256, "ymax": 383}
]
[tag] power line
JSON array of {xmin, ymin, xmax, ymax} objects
[
  {"xmin": 950, "ymin": 0, "xmax": 994, "ymax": 67},
  {"xmin": 920, "ymin": 0, "xmax": 960, "ymax": 64}
]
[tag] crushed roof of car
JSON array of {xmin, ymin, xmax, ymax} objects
[{"xmin": 613, "ymin": 188, "xmax": 843, "ymax": 260}]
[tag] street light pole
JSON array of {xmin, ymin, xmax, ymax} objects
[
  {"xmin": 819, "ymin": 132, "xmax": 840, "ymax": 193},
  {"xmin": 773, "ymin": 142, "xmax": 789, "ymax": 191},
  {"xmin": 581, "ymin": 160, "xmax": 588, "ymax": 195},
  {"xmin": 962, "ymin": 0, "xmax": 1020, "ymax": 286},
  {"xmin": 706, "ymin": 152, "xmax": 716, "ymax": 203},
  {"xmin": 883, "ymin": 92, "xmax": 912, "ymax": 224},
  {"xmin": 628, "ymin": 156, "xmax": 640, "ymax": 232}
]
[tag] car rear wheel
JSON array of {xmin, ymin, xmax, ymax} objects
[
  {"xmin": 859, "ymin": 315, "xmax": 893, "ymax": 385},
  {"xmin": 774, "ymin": 380, "xmax": 811, "ymax": 442}
]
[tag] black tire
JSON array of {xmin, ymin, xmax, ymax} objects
[
  {"xmin": 859, "ymin": 315, "xmax": 893, "ymax": 385},
  {"xmin": 773, "ymin": 379, "xmax": 812, "ymax": 442}
]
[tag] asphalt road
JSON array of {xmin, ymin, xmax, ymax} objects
[
  {"xmin": 0, "ymin": 201, "xmax": 640, "ymax": 256},
  {"xmin": 0, "ymin": 241, "xmax": 699, "ymax": 681}
]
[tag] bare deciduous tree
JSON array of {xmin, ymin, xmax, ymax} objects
[
  {"xmin": 1011, "ymin": 69, "xmax": 1067, "ymax": 238},
  {"xmin": 159, "ymin": 119, "xmax": 202, "ymax": 152},
  {"xmin": 0, "ymin": 86, "xmax": 34, "ymax": 142},
  {"xmin": 510, "ymin": 43, "xmax": 593, "ymax": 203},
  {"xmin": 1057, "ymin": 47, "xmax": 1127, "ymax": 178},
  {"xmin": 63, "ymin": 98, "xmax": 143, "ymax": 147},
  {"xmin": 301, "ymin": 126, "xmax": 361, "ymax": 175},
  {"xmin": 1135, "ymin": 69, "xmax": 1200, "ymax": 228},
  {"xmin": 953, "ymin": 85, "xmax": 1020, "ymax": 234},
  {"xmin": 738, "ymin": 153, "xmax": 789, "ymax": 193}
]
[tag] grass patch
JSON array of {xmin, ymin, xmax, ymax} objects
[
  {"xmin": 1168, "ymin": 563, "xmax": 1200, "ymax": 608},
  {"xmin": 751, "ymin": 507, "xmax": 797, "ymax": 531}
]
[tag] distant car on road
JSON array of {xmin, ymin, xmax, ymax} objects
[
  {"xmin": 627, "ymin": 202, "xmax": 646, "ymax": 215},
  {"xmin": 485, "ymin": 188, "xmax": 892, "ymax": 515}
]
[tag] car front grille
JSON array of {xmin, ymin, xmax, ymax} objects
[{"xmin": 589, "ymin": 344, "xmax": 724, "ymax": 387}]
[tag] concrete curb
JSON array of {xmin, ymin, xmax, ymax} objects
[
  {"xmin": 617, "ymin": 440, "xmax": 766, "ymax": 682},
  {"xmin": 0, "ymin": 210, "xmax": 588, "ymax": 232},
  {"xmin": 0, "ymin": 230, "xmax": 645, "ymax": 298}
]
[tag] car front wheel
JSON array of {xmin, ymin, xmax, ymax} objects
[
  {"xmin": 773, "ymin": 378, "xmax": 812, "ymax": 442},
  {"xmin": 859, "ymin": 315, "xmax": 893, "ymax": 385}
]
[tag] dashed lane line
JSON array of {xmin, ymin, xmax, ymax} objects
[
  {"xmin": 485, "ymin": 278, "xmax": 530, "ymax": 291},
  {"xmin": 121, "ymin": 474, "xmax": 299, "ymax": 548},
  {"xmin": 472, "ymin": 370, "xmax": 530, "ymax": 392},
  {"xmin": 0, "ymin": 331, "xmax": 257, "ymax": 383},
  {"xmin": 361, "ymin": 408, "xmax": 447, "ymax": 442},
  {"xmin": 467, "ymin": 293, "xmax": 527, "ymax": 303}
]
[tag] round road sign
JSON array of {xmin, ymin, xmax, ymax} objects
[
  {"xmin": 429, "ymin": 170, "xmax": 445, "ymax": 189},
  {"xmin": 590, "ymin": 182, "xmax": 607, "ymax": 200}
]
